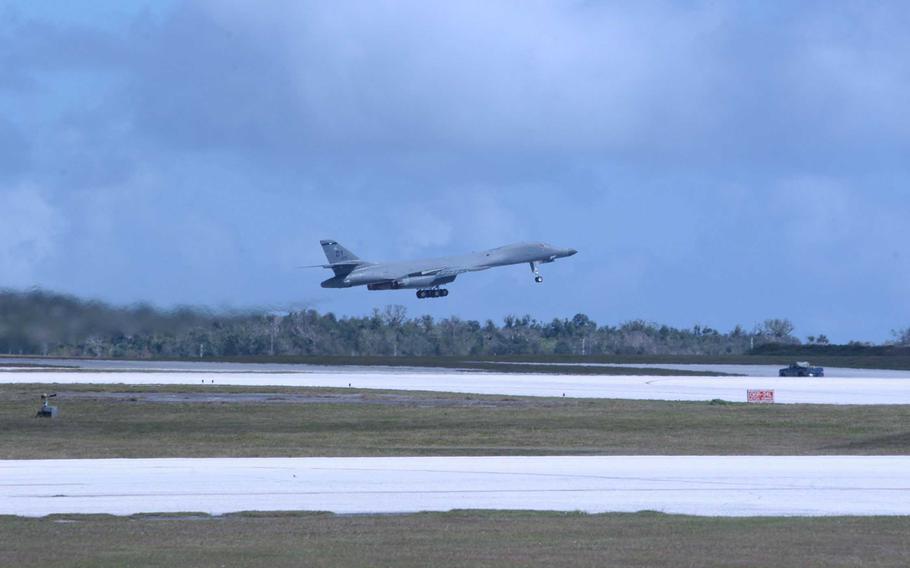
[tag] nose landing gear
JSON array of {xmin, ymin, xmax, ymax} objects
[
  {"xmin": 530, "ymin": 261, "xmax": 543, "ymax": 283},
  {"xmin": 417, "ymin": 288, "xmax": 449, "ymax": 299}
]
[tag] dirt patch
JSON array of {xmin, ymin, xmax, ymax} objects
[{"xmin": 823, "ymin": 431, "xmax": 910, "ymax": 451}]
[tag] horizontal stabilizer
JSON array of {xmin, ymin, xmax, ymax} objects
[
  {"xmin": 322, "ymin": 261, "xmax": 364, "ymax": 268},
  {"xmin": 298, "ymin": 261, "xmax": 365, "ymax": 269}
]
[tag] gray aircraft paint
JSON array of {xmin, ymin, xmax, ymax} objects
[{"xmin": 316, "ymin": 240, "xmax": 577, "ymax": 296}]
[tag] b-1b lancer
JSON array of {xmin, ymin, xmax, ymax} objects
[{"xmin": 314, "ymin": 240, "xmax": 577, "ymax": 299}]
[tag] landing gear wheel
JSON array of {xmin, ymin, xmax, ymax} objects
[
  {"xmin": 529, "ymin": 261, "xmax": 543, "ymax": 284},
  {"xmin": 417, "ymin": 288, "xmax": 449, "ymax": 298}
]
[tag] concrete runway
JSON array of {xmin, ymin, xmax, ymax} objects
[
  {"xmin": 3, "ymin": 456, "xmax": 909, "ymax": 517},
  {"xmin": 3, "ymin": 369, "xmax": 910, "ymax": 404},
  {"xmin": 6, "ymin": 356, "xmax": 910, "ymax": 378},
  {"xmin": 498, "ymin": 362, "xmax": 910, "ymax": 379},
  {"xmin": 0, "ymin": 356, "xmax": 449, "ymax": 374}
]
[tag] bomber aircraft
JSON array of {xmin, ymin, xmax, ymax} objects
[{"xmin": 314, "ymin": 240, "xmax": 577, "ymax": 299}]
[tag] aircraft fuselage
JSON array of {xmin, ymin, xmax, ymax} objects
[{"xmin": 316, "ymin": 240, "xmax": 577, "ymax": 298}]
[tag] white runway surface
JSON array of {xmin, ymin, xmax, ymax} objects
[
  {"xmin": 0, "ymin": 356, "xmax": 451, "ymax": 374},
  {"xmin": 7, "ymin": 356, "xmax": 910, "ymax": 379},
  {"xmin": 8, "ymin": 357, "xmax": 910, "ymax": 379},
  {"xmin": 3, "ymin": 369, "xmax": 910, "ymax": 404},
  {"xmin": 518, "ymin": 362, "xmax": 910, "ymax": 379},
  {"xmin": 3, "ymin": 456, "xmax": 909, "ymax": 517}
]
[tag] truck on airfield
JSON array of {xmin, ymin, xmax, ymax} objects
[{"xmin": 778, "ymin": 361, "xmax": 825, "ymax": 377}]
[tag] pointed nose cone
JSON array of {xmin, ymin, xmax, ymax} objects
[{"xmin": 565, "ymin": 248, "xmax": 578, "ymax": 257}]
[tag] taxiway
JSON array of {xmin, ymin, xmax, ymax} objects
[
  {"xmin": 2, "ymin": 456, "xmax": 908, "ymax": 517},
  {"xmin": 3, "ymin": 369, "xmax": 910, "ymax": 404}
]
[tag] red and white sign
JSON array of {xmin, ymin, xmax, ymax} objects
[{"xmin": 747, "ymin": 389, "xmax": 775, "ymax": 403}]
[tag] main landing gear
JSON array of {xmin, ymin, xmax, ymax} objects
[
  {"xmin": 417, "ymin": 289, "xmax": 449, "ymax": 299},
  {"xmin": 530, "ymin": 261, "xmax": 543, "ymax": 283}
]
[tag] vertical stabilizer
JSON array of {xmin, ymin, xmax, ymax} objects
[{"xmin": 320, "ymin": 240, "xmax": 361, "ymax": 264}]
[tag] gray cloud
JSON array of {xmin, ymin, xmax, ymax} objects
[
  {"xmin": 110, "ymin": 1, "xmax": 910, "ymax": 171},
  {"xmin": 0, "ymin": 1, "xmax": 908, "ymax": 341},
  {"xmin": 0, "ymin": 184, "xmax": 65, "ymax": 284},
  {"xmin": 0, "ymin": 118, "xmax": 29, "ymax": 178}
]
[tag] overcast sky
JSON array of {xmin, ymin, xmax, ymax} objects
[{"xmin": 1, "ymin": 0, "xmax": 909, "ymax": 341}]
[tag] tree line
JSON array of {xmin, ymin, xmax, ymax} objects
[{"xmin": 0, "ymin": 289, "xmax": 903, "ymax": 359}]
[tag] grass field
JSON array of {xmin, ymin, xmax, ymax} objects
[
  {"xmin": 2, "ymin": 383, "xmax": 908, "ymax": 458},
  {"xmin": 2, "ymin": 511, "xmax": 909, "ymax": 568},
  {"xmin": 4, "ymin": 381, "xmax": 909, "ymax": 567}
]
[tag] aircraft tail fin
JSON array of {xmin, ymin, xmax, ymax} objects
[
  {"xmin": 319, "ymin": 240, "xmax": 369, "ymax": 277},
  {"xmin": 320, "ymin": 240, "xmax": 360, "ymax": 264}
]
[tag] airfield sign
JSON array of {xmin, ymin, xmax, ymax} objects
[{"xmin": 747, "ymin": 389, "xmax": 775, "ymax": 404}]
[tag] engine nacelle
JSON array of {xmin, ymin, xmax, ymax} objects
[
  {"xmin": 321, "ymin": 276, "xmax": 352, "ymax": 288},
  {"xmin": 368, "ymin": 275, "xmax": 455, "ymax": 290}
]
